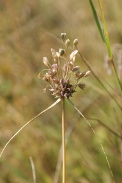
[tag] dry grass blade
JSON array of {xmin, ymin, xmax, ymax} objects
[
  {"xmin": 29, "ymin": 157, "xmax": 36, "ymax": 183},
  {"xmin": 0, "ymin": 99, "xmax": 61, "ymax": 158}
]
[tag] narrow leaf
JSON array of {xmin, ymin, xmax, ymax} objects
[{"xmin": 89, "ymin": 0, "xmax": 106, "ymax": 43}]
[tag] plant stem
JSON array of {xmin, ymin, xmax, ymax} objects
[{"xmin": 62, "ymin": 98, "xmax": 66, "ymax": 183}]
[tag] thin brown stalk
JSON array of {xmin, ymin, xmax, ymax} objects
[
  {"xmin": 111, "ymin": 60, "xmax": 122, "ymax": 92},
  {"xmin": 62, "ymin": 98, "xmax": 66, "ymax": 183},
  {"xmin": 0, "ymin": 98, "xmax": 61, "ymax": 158},
  {"xmin": 88, "ymin": 118, "xmax": 122, "ymax": 139},
  {"xmin": 76, "ymin": 48, "xmax": 122, "ymax": 110}
]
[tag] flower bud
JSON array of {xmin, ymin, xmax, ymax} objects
[
  {"xmin": 73, "ymin": 39, "xmax": 78, "ymax": 46},
  {"xmin": 68, "ymin": 62, "xmax": 74, "ymax": 71},
  {"xmin": 61, "ymin": 33, "xmax": 66, "ymax": 41},
  {"xmin": 53, "ymin": 78, "xmax": 59, "ymax": 84},
  {"xmin": 43, "ymin": 57, "xmax": 49, "ymax": 67},
  {"xmin": 51, "ymin": 64, "xmax": 58, "ymax": 74},
  {"xmin": 84, "ymin": 71, "xmax": 91, "ymax": 77},
  {"xmin": 72, "ymin": 66, "xmax": 80, "ymax": 72},
  {"xmin": 65, "ymin": 39, "xmax": 70, "ymax": 48},
  {"xmin": 70, "ymin": 50, "xmax": 78, "ymax": 61},
  {"xmin": 43, "ymin": 73, "xmax": 51, "ymax": 82},
  {"xmin": 59, "ymin": 48, "xmax": 65, "ymax": 56},
  {"xmin": 51, "ymin": 48, "xmax": 59, "ymax": 61}
]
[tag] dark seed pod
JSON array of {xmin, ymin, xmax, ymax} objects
[
  {"xmin": 61, "ymin": 33, "xmax": 67, "ymax": 41},
  {"xmin": 59, "ymin": 49, "xmax": 65, "ymax": 56},
  {"xmin": 78, "ymin": 83, "xmax": 85, "ymax": 90}
]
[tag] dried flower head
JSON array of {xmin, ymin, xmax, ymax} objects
[{"xmin": 38, "ymin": 34, "xmax": 90, "ymax": 99}]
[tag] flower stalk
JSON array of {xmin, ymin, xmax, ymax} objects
[
  {"xmin": 62, "ymin": 98, "xmax": 66, "ymax": 183},
  {"xmin": 38, "ymin": 33, "xmax": 90, "ymax": 183}
]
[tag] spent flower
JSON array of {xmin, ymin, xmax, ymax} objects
[{"xmin": 38, "ymin": 34, "xmax": 90, "ymax": 99}]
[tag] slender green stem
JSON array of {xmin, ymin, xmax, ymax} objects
[
  {"xmin": 62, "ymin": 98, "xmax": 66, "ymax": 183},
  {"xmin": 98, "ymin": 0, "xmax": 122, "ymax": 92}
]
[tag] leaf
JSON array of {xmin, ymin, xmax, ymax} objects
[{"xmin": 89, "ymin": 0, "xmax": 106, "ymax": 43}]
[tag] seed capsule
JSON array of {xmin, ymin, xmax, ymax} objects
[
  {"xmin": 72, "ymin": 66, "xmax": 80, "ymax": 72},
  {"xmin": 65, "ymin": 39, "xmax": 70, "ymax": 48},
  {"xmin": 73, "ymin": 39, "xmax": 78, "ymax": 46},
  {"xmin": 61, "ymin": 33, "xmax": 67, "ymax": 41},
  {"xmin": 59, "ymin": 48, "xmax": 65, "ymax": 56},
  {"xmin": 43, "ymin": 57, "xmax": 49, "ymax": 67},
  {"xmin": 78, "ymin": 83, "xmax": 85, "ymax": 90}
]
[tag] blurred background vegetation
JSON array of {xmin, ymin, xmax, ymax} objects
[{"xmin": 0, "ymin": 0, "xmax": 122, "ymax": 182}]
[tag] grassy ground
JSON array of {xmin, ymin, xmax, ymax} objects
[{"xmin": 0, "ymin": 0, "xmax": 122, "ymax": 183}]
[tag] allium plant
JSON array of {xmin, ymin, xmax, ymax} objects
[{"xmin": 38, "ymin": 33, "xmax": 90, "ymax": 183}]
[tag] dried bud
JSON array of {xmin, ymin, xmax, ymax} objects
[
  {"xmin": 70, "ymin": 50, "xmax": 78, "ymax": 61},
  {"xmin": 51, "ymin": 48, "xmax": 59, "ymax": 61},
  {"xmin": 68, "ymin": 62, "xmax": 74, "ymax": 71},
  {"xmin": 73, "ymin": 39, "xmax": 78, "ymax": 46},
  {"xmin": 43, "ymin": 57, "xmax": 49, "ymax": 67},
  {"xmin": 52, "ymin": 64, "xmax": 58, "ymax": 70},
  {"xmin": 43, "ymin": 73, "xmax": 51, "ymax": 82},
  {"xmin": 53, "ymin": 78, "xmax": 59, "ymax": 84},
  {"xmin": 59, "ymin": 48, "xmax": 65, "ymax": 56},
  {"xmin": 52, "ymin": 64, "xmax": 58, "ymax": 74},
  {"xmin": 78, "ymin": 83, "xmax": 85, "ymax": 90},
  {"xmin": 61, "ymin": 33, "xmax": 66, "ymax": 41},
  {"xmin": 84, "ymin": 71, "xmax": 91, "ymax": 77},
  {"xmin": 72, "ymin": 66, "xmax": 80, "ymax": 72},
  {"xmin": 65, "ymin": 39, "xmax": 70, "ymax": 48},
  {"xmin": 74, "ymin": 70, "xmax": 81, "ymax": 78},
  {"xmin": 76, "ymin": 71, "xmax": 90, "ymax": 79}
]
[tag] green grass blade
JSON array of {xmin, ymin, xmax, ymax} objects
[{"xmin": 89, "ymin": 0, "xmax": 106, "ymax": 43}]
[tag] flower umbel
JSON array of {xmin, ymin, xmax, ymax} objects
[{"xmin": 38, "ymin": 34, "xmax": 90, "ymax": 99}]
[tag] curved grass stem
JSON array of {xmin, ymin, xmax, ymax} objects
[
  {"xmin": 0, "ymin": 98, "xmax": 61, "ymax": 158},
  {"xmin": 68, "ymin": 98, "xmax": 115, "ymax": 183}
]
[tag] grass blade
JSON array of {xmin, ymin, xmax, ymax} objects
[
  {"xmin": 0, "ymin": 98, "xmax": 61, "ymax": 158},
  {"xmin": 89, "ymin": 0, "xmax": 106, "ymax": 43}
]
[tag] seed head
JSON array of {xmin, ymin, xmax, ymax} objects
[{"xmin": 38, "ymin": 35, "xmax": 90, "ymax": 99}]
